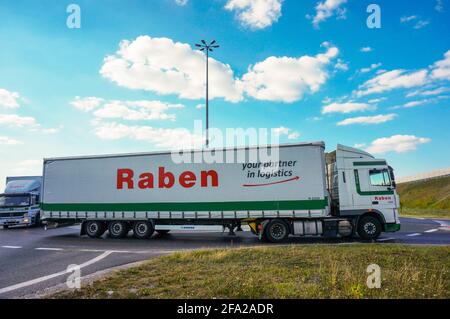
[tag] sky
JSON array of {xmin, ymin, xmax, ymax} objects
[{"xmin": 0, "ymin": 0, "xmax": 449, "ymax": 191}]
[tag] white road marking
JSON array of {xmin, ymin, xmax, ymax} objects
[
  {"xmin": 0, "ymin": 251, "xmax": 112, "ymax": 295},
  {"xmin": 377, "ymin": 237, "xmax": 395, "ymax": 242},
  {"xmin": 424, "ymin": 228, "xmax": 438, "ymax": 233},
  {"xmin": 406, "ymin": 233, "xmax": 421, "ymax": 237},
  {"xmin": 35, "ymin": 247, "xmax": 63, "ymax": 251},
  {"xmin": 1, "ymin": 246, "xmax": 22, "ymax": 249}
]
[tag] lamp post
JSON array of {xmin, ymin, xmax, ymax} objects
[{"xmin": 195, "ymin": 40, "xmax": 219, "ymax": 148}]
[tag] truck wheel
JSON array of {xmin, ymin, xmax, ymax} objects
[
  {"xmin": 85, "ymin": 221, "xmax": 106, "ymax": 238},
  {"xmin": 357, "ymin": 215, "xmax": 382, "ymax": 240},
  {"xmin": 264, "ymin": 219, "xmax": 290, "ymax": 243},
  {"xmin": 133, "ymin": 221, "xmax": 154, "ymax": 239},
  {"xmin": 3, "ymin": 225, "xmax": 9, "ymax": 230},
  {"xmin": 108, "ymin": 221, "xmax": 129, "ymax": 239},
  {"xmin": 34, "ymin": 213, "xmax": 41, "ymax": 227}
]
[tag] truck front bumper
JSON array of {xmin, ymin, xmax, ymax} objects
[
  {"xmin": 384, "ymin": 223, "xmax": 401, "ymax": 232},
  {"xmin": 0, "ymin": 218, "xmax": 31, "ymax": 227}
]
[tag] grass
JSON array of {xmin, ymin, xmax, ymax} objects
[
  {"xmin": 397, "ymin": 176, "xmax": 450, "ymax": 219},
  {"xmin": 53, "ymin": 244, "xmax": 449, "ymax": 299}
]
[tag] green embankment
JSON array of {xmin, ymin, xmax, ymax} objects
[
  {"xmin": 397, "ymin": 176, "xmax": 450, "ymax": 219},
  {"xmin": 53, "ymin": 245, "xmax": 449, "ymax": 299}
]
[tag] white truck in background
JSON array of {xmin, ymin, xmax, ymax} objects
[
  {"xmin": 0, "ymin": 176, "xmax": 43, "ymax": 229},
  {"xmin": 41, "ymin": 143, "xmax": 401, "ymax": 242}
]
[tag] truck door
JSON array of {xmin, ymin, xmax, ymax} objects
[{"xmin": 352, "ymin": 167, "xmax": 395, "ymax": 210}]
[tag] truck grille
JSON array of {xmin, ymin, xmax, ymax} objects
[{"xmin": 0, "ymin": 212, "xmax": 25, "ymax": 218}]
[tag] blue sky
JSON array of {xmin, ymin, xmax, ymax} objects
[{"xmin": 0, "ymin": 0, "xmax": 449, "ymax": 189}]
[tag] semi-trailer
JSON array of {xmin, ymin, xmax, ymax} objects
[
  {"xmin": 41, "ymin": 142, "xmax": 401, "ymax": 242},
  {"xmin": 0, "ymin": 176, "xmax": 42, "ymax": 228}
]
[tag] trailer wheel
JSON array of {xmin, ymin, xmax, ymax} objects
[
  {"xmin": 264, "ymin": 219, "xmax": 290, "ymax": 243},
  {"xmin": 133, "ymin": 221, "xmax": 154, "ymax": 239},
  {"xmin": 108, "ymin": 221, "xmax": 129, "ymax": 239},
  {"xmin": 85, "ymin": 221, "xmax": 106, "ymax": 238},
  {"xmin": 357, "ymin": 215, "xmax": 382, "ymax": 240}
]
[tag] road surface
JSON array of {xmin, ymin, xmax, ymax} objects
[{"xmin": 0, "ymin": 217, "xmax": 448, "ymax": 298}]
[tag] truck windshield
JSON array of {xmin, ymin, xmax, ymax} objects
[{"xmin": 0, "ymin": 195, "xmax": 30, "ymax": 208}]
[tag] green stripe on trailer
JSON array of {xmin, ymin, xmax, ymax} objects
[
  {"xmin": 353, "ymin": 161, "xmax": 387, "ymax": 166},
  {"xmin": 41, "ymin": 198, "xmax": 328, "ymax": 212}
]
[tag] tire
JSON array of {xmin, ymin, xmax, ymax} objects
[
  {"xmin": 33, "ymin": 213, "xmax": 41, "ymax": 227},
  {"xmin": 133, "ymin": 221, "xmax": 154, "ymax": 239},
  {"xmin": 156, "ymin": 230, "xmax": 170, "ymax": 236},
  {"xmin": 264, "ymin": 219, "xmax": 290, "ymax": 243},
  {"xmin": 357, "ymin": 215, "xmax": 382, "ymax": 240},
  {"xmin": 3, "ymin": 225, "xmax": 9, "ymax": 230},
  {"xmin": 108, "ymin": 221, "xmax": 129, "ymax": 239},
  {"xmin": 85, "ymin": 221, "xmax": 106, "ymax": 238}
]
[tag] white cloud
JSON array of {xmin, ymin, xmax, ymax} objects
[
  {"xmin": 0, "ymin": 114, "xmax": 61, "ymax": 134},
  {"xmin": 360, "ymin": 47, "xmax": 373, "ymax": 53},
  {"xmin": 309, "ymin": 0, "xmax": 347, "ymax": 28},
  {"xmin": 365, "ymin": 135, "xmax": 431, "ymax": 154},
  {"xmin": 368, "ymin": 97, "xmax": 387, "ymax": 104},
  {"xmin": 337, "ymin": 113, "xmax": 397, "ymax": 126},
  {"xmin": 195, "ymin": 104, "xmax": 205, "ymax": 109},
  {"xmin": 92, "ymin": 100, "xmax": 184, "ymax": 121},
  {"xmin": 0, "ymin": 89, "xmax": 20, "ymax": 109},
  {"xmin": 435, "ymin": 0, "xmax": 444, "ymax": 12},
  {"xmin": 354, "ymin": 143, "xmax": 366, "ymax": 149},
  {"xmin": 354, "ymin": 51, "xmax": 450, "ymax": 97},
  {"xmin": 272, "ymin": 126, "xmax": 290, "ymax": 136},
  {"xmin": 406, "ymin": 87, "xmax": 450, "ymax": 97},
  {"xmin": 241, "ymin": 45, "xmax": 339, "ymax": 102},
  {"xmin": 400, "ymin": 15, "xmax": 429, "ymax": 29},
  {"xmin": 359, "ymin": 63, "xmax": 382, "ymax": 74},
  {"xmin": 0, "ymin": 136, "xmax": 23, "ymax": 145},
  {"xmin": 71, "ymin": 96, "xmax": 104, "ymax": 112},
  {"xmin": 354, "ymin": 69, "xmax": 429, "ymax": 97},
  {"xmin": 93, "ymin": 122, "xmax": 203, "ymax": 149},
  {"xmin": 400, "ymin": 15, "xmax": 417, "ymax": 23},
  {"xmin": 322, "ymin": 102, "xmax": 376, "ymax": 114},
  {"xmin": 272, "ymin": 126, "xmax": 300, "ymax": 140},
  {"xmin": 100, "ymin": 36, "xmax": 243, "ymax": 102},
  {"xmin": 414, "ymin": 20, "xmax": 429, "ymax": 29},
  {"xmin": 0, "ymin": 114, "xmax": 37, "ymax": 127},
  {"xmin": 100, "ymin": 36, "xmax": 340, "ymax": 104},
  {"xmin": 175, "ymin": 0, "xmax": 188, "ymax": 6},
  {"xmin": 431, "ymin": 50, "xmax": 450, "ymax": 81},
  {"xmin": 225, "ymin": 0, "xmax": 283, "ymax": 30},
  {"xmin": 403, "ymin": 100, "xmax": 429, "ymax": 108},
  {"xmin": 334, "ymin": 59, "xmax": 349, "ymax": 71}
]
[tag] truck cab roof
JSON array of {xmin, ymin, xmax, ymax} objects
[{"xmin": 4, "ymin": 177, "xmax": 42, "ymax": 194}]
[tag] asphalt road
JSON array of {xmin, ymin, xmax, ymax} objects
[{"xmin": 0, "ymin": 217, "xmax": 448, "ymax": 299}]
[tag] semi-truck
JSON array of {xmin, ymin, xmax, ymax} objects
[
  {"xmin": 41, "ymin": 142, "xmax": 401, "ymax": 242},
  {"xmin": 0, "ymin": 176, "xmax": 43, "ymax": 229}
]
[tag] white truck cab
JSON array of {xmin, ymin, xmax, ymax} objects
[
  {"xmin": 0, "ymin": 176, "xmax": 42, "ymax": 229},
  {"xmin": 327, "ymin": 145, "xmax": 401, "ymax": 238}
]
